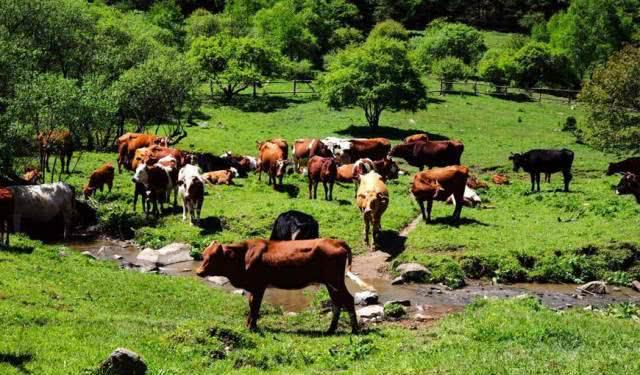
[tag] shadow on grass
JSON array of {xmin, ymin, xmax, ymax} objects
[
  {"xmin": 200, "ymin": 217, "xmax": 224, "ymax": 235},
  {"xmin": 262, "ymin": 326, "xmax": 381, "ymax": 338},
  {"xmin": 275, "ymin": 184, "xmax": 300, "ymax": 198},
  {"xmin": 375, "ymin": 230, "xmax": 407, "ymax": 258},
  {"xmin": 0, "ymin": 244, "xmax": 34, "ymax": 254},
  {"xmin": 0, "ymin": 352, "xmax": 33, "ymax": 374},
  {"xmin": 213, "ymin": 95, "xmax": 313, "ymax": 113},
  {"xmin": 489, "ymin": 93, "xmax": 534, "ymax": 103},
  {"xmin": 336, "ymin": 125, "xmax": 450, "ymax": 141},
  {"xmin": 429, "ymin": 217, "xmax": 490, "ymax": 227}
]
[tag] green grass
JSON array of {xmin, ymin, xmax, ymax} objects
[
  {"xmin": 481, "ymin": 30, "xmax": 521, "ymax": 51},
  {"xmin": 2, "ymin": 237, "xmax": 640, "ymax": 374}
]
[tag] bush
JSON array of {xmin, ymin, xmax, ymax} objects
[
  {"xmin": 329, "ymin": 27, "xmax": 364, "ymax": 51},
  {"xmin": 413, "ymin": 21, "xmax": 486, "ymax": 72},
  {"xmin": 478, "ymin": 50, "xmax": 513, "ymax": 86},
  {"xmin": 383, "ymin": 303, "xmax": 406, "ymax": 318},
  {"xmin": 424, "ymin": 256, "xmax": 465, "ymax": 288},
  {"xmin": 431, "ymin": 57, "xmax": 472, "ymax": 82},
  {"xmin": 509, "ymin": 41, "xmax": 577, "ymax": 88},
  {"xmin": 368, "ymin": 20, "xmax": 409, "ymax": 42}
]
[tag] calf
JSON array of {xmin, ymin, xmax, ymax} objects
[
  {"xmin": 616, "ymin": 173, "xmax": 640, "ymax": 203},
  {"xmin": 202, "ymin": 169, "xmax": 236, "ymax": 185},
  {"xmin": 8, "ymin": 183, "xmax": 75, "ymax": 239},
  {"xmin": 258, "ymin": 142, "xmax": 289, "ymax": 188},
  {"xmin": 178, "ymin": 164, "xmax": 205, "ymax": 225},
  {"xmin": 292, "ymin": 139, "xmax": 333, "ymax": 172},
  {"xmin": 196, "ymin": 239, "xmax": 358, "ymax": 333},
  {"xmin": 466, "ymin": 175, "xmax": 488, "ymax": 190},
  {"xmin": 220, "ymin": 152, "xmax": 255, "ymax": 177},
  {"xmin": 389, "ymin": 140, "xmax": 464, "ymax": 171},
  {"xmin": 607, "ymin": 157, "xmax": 640, "ymax": 176},
  {"xmin": 492, "ymin": 174, "xmax": 510, "ymax": 185},
  {"xmin": 38, "ymin": 130, "xmax": 74, "ymax": 174},
  {"xmin": 132, "ymin": 156, "xmax": 178, "ymax": 216},
  {"xmin": 509, "ymin": 149, "xmax": 574, "ymax": 192},
  {"xmin": 356, "ymin": 171, "xmax": 389, "ymax": 247},
  {"xmin": 270, "ymin": 210, "xmax": 319, "ymax": 241},
  {"xmin": 0, "ymin": 187, "xmax": 13, "ymax": 246},
  {"xmin": 373, "ymin": 156, "xmax": 400, "ymax": 180},
  {"xmin": 412, "ymin": 165, "xmax": 469, "ymax": 223},
  {"xmin": 307, "ymin": 156, "xmax": 337, "ymax": 200},
  {"xmin": 83, "ymin": 163, "xmax": 115, "ymax": 199}
]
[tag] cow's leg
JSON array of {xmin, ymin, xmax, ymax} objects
[
  {"xmin": 329, "ymin": 182, "xmax": 334, "ymax": 201},
  {"xmin": 322, "ymin": 181, "xmax": 328, "ymax": 200},
  {"xmin": 326, "ymin": 285, "xmax": 343, "ymax": 334},
  {"xmin": 66, "ymin": 152, "xmax": 72, "ymax": 173},
  {"xmin": 45, "ymin": 152, "xmax": 50, "ymax": 172},
  {"xmin": 246, "ymin": 288, "xmax": 265, "ymax": 331},
  {"xmin": 453, "ymin": 199, "xmax": 463, "ymax": 222},
  {"xmin": 313, "ymin": 181, "xmax": 319, "ymax": 199},
  {"xmin": 426, "ymin": 200, "xmax": 433, "ymax": 222},
  {"xmin": 133, "ymin": 189, "xmax": 138, "ymax": 212},
  {"xmin": 363, "ymin": 215, "xmax": 370, "ymax": 246},
  {"xmin": 182, "ymin": 197, "xmax": 187, "ymax": 221},
  {"xmin": 353, "ymin": 182, "xmax": 358, "ymax": 199},
  {"xmin": 308, "ymin": 178, "xmax": 313, "ymax": 199},
  {"xmin": 536, "ymin": 173, "xmax": 541, "ymax": 191},
  {"xmin": 563, "ymin": 170, "xmax": 572, "ymax": 192},
  {"xmin": 530, "ymin": 173, "xmax": 535, "ymax": 191},
  {"xmin": 417, "ymin": 200, "xmax": 427, "ymax": 222},
  {"xmin": 12, "ymin": 214, "xmax": 20, "ymax": 235},
  {"xmin": 107, "ymin": 181, "xmax": 112, "ymax": 193},
  {"xmin": 196, "ymin": 199, "xmax": 203, "ymax": 225}
]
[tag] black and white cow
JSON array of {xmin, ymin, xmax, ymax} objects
[{"xmin": 270, "ymin": 210, "xmax": 319, "ymax": 241}]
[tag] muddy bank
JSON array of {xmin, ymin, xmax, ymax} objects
[{"xmin": 66, "ymin": 238, "xmax": 640, "ymax": 320}]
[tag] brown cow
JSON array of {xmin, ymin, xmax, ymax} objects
[
  {"xmin": 492, "ymin": 174, "xmax": 510, "ymax": 185},
  {"xmin": 467, "ymin": 175, "xmax": 488, "ymax": 190},
  {"xmin": 337, "ymin": 159, "xmax": 376, "ymax": 198},
  {"xmin": 343, "ymin": 138, "xmax": 391, "ymax": 163},
  {"xmin": 404, "ymin": 133, "xmax": 429, "ymax": 143},
  {"xmin": 38, "ymin": 130, "xmax": 74, "ymax": 174},
  {"xmin": 22, "ymin": 167, "xmax": 41, "ymax": 184},
  {"xmin": 356, "ymin": 171, "xmax": 389, "ymax": 247},
  {"xmin": 258, "ymin": 142, "xmax": 289, "ymax": 189},
  {"xmin": 257, "ymin": 138, "xmax": 288, "ymax": 160},
  {"xmin": 373, "ymin": 156, "xmax": 400, "ymax": 180},
  {"xmin": 83, "ymin": 163, "xmax": 115, "ymax": 199},
  {"xmin": 118, "ymin": 133, "xmax": 168, "ymax": 172},
  {"xmin": 292, "ymin": 138, "xmax": 333, "ymax": 172},
  {"xmin": 131, "ymin": 145, "xmax": 184, "ymax": 171},
  {"xmin": 307, "ymin": 156, "xmax": 337, "ymax": 200},
  {"xmin": 412, "ymin": 165, "xmax": 469, "ymax": 223},
  {"xmin": 133, "ymin": 155, "xmax": 179, "ymax": 215},
  {"xmin": 0, "ymin": 187, "xmax": 13, "ymax": 246},
  {"xmin": 389, "ymin": 140, "xmax": 464, "ymax": 171},
  {"xmin": 196, "ymin": 239, "xmax": 359, "ymax": 333},
  {"xmin": 202, "ymin": 170, "xmax": 235, "ymax": 185}
]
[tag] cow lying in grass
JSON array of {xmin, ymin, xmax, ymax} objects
[
  {"xmin": 196, "ymin": 239, "xmax": 358, "ymax": 333},
  {"xmin": 616, "ymin": 173, "xmax": 640, "ymax": 203}
]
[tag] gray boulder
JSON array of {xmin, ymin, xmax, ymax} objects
[
  {"xmin": 578, "ymin": 281, "xmax": 608, "ymax": 295},
  {"xmin": 207, "ymin": 276, "xmax": 230, "ymax": 286},
  {"xmin": 136, "ymin": 243, "xmax": 192, "ymax": 266},
  {"xmin": 99, "ymin": 348, "xmax": 147, "ymax": 375},
  {"xmin": 357, "ymin": 305, "xmax": 384, "ymax": 320},
  {"xmin": 396, "ymin": 263, "xmax": 430, "ymax": 282},
  {"xmin": 354, "ymin": 291, "xmax": 379, "ymax": 306}
]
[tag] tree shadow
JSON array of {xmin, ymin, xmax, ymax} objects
[
  {"xmin": 374, "ymin": 230, "xmax": 406, "ymax": 258},
  {"xmin": 429, "ymin": 217, "xmax": 490, "ymax": 227},
  {"xmin": 427, "ymin": 97, "xmax": 447, "ymax": 105},
  {"xmin": 489, "ymin": 93, "xmax": 534, "ymax": 103},
  {"xmin": 199, "ymin": 217, "xmax": 224, "ymax": 235},
  {"xmin": 0, "ymin": 244, "xmax": 34, "ymax": 254},
  {"xmin": 336, "ymin": 125, "xmax": 450, "ymax": 141},
  {"xmin": 213, "ymin": 95, "xmax": 312, "ymax": 113},
  {"xmin": 0, "ymin": 352, "xmax": 33, "ymax": 374},
  {"xmin": 275, "ymin": 184, "xmax": 300, "ymax": 198}
]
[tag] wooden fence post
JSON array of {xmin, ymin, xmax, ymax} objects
[
  {"xmin": 539, "ymin": 90, "xmax": 542, "ymax": 102},
  {"xmin": 252, "ymin": 82, "xmax": 257, "ymax": 97},
  {"xmin": 293, "ymin": 80, "xmax": 297, "ymax": 96},
  {"xmin": 473, "ymin": 80, "xmax": 478, "ymax": 95}
]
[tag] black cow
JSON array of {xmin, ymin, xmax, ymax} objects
[
  {"xmin": 270, "ymin": 210, "xmax": 319, "ymax": 241},
  {"xmin": 189, "ymin": 152, "xmax": 245, "ymax": 176},
  {"xmin": 607, "ymin": 157, "xmax": 640, "ymax": 176},
  {"xmin": 616, "ymin": 173, "xmax": 640, "ymax": 203},
  {"xmin": 509, "ymin": 149, "xmax": 574, "ymax": 192}
]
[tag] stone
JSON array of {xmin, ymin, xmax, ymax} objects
[
  {"xmin": 391, "ymin": 276, "xmax": 405, "ymax": 285},
  {"xmin": 136, "ymin": 243, "xmax": 193, "ymax": 266},
  {"xmin": 96, "ymin": 245, "xmax": 127, "ymax": 260},
  {"xmin": 578, "ymin": 281, "xmax": 608, "ymax": 295},
  {"xmin": 99, "ymin": 348, "xmax": 147, "ymax": 375},
  {"xmin": 357, "ymin": 305, "xmax": 384, "ymax": 320},
  {"xmin": 113, "ymin": 255, "xmax": 124, "ymax": 260},
  {"xmin": 384, "ymin": 299, "xmax": 411, "ymax": 307},
  {"xmin": 414, "ymin": 314, "xmax": 435, "ymax": 322},
  {"xmin": 81, "ymin": 251, "xmax": 96, "ymax": 259},
  {"xmin": 396, "ymin": 263, "xmax": 429, "ymax": 282},
  {"xmin": 232, "ymin": 289, "xmax": 246, "ymax": 296},
  {"xmin": 632, "ymin": 280, "xmax": 640, "ymax": 293},
  {"xmin": 207, "ymin": 276, "xmax": 229, "ymax": 286},
  {"xmin": 354, "ymin": 291, "xmax": 379, "ymax": 306}
]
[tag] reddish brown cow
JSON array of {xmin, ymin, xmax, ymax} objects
[
  {"xmin": 257, "ymin": 138, "xmax": 288, "ymax": 160},
  {"xmin": 83, "ymin": 163, "xmax": 115, "ymax": 199},
  {"xmin": 389, "ymin": 140, "xmax": 464, "ymax": 171},
  {"xmin": 404, "ymin": 133, "xmax": 429, "ymax": 143},
  {"xmin": 196, "ymin": 239, "xmax": 359, "ymax": 333},
  {"xmin": 202, "ymin": 170, "xmax": 235, "ymax": 185},
  {"xmin": 411, "ymin": 165, "xmax": 469, "ymax": 223},
  {"xmin": 0, "ymin": 187, "xmax": 14, "ymax": 246},
  {"xmin": 343, "ymin": 138, "xmax": 391, "ymax": 163},
  {"xmin": 307, "ymin": 156, "xmax": 337, "ymax": 200},
  {"xmin": 337, "ymin": 159, "xmax": 376, "ymax": 198},
  {"xmin": 119, "ymin": 134, "xmax": 168, "ymax": 172},
  {"xmin": 38, "ymin": 130, "xmax": 74, "ymax": 174},
  {"xmin": 492, "ymin": 174, "xmax": 510, "ymax": 185},
  {"xmin": 467, "ymin": 175, "xmax": 488, "ymax": 190},
  {"xmin": 131, "ymin": 146, "xmax": 184, "ymax": 171},
  {"xmin": 258, "ymin": 142, "xmax": 289, "ymax": 189},
  {"xmin": 292, "ymin": 139, "xmax": 333, "ymax": 172}
]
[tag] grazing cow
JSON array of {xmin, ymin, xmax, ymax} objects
[
  {"xmin": 0, "ymin": 187, "xmax": 13, "ymax": 246},
  {"xmin": 132, "ymin": 156, "xmax": 178, "ymax": 215},
  {"xmin": 196, "ymin": 239, "xmax": 359, "ymax": 333},
  {"xmin": 466, "ymin": 175, "xmax": 488, "ymax": 190},
  {"xmin": 389, "ymin": 140, "xmax": 464, "ymax": 170},
  {"xmin": 117, "ymin": 133, "xmax": 167, "ymax": 172},
  {"xmin": 258, "ymin": 142, "xmax": 289, "ymax": 188},
  {"xmin": 38, "ymin": 130, "xmax": 74, "ymax": 174},
  {"xmin": 257, "ymin": 138, "xmax": 288, "ymax": 160},
  {"xmin": 337, "ymin": 159, "xmax": 375, "ymax": 197},
  {"xmin": 8, "ymin": 183, "xmax": 75, "ymax": 239},
  {"xmin": 412, "ymin": 165, "xmax": 469, "ymax": 223},
  {"xmin": 270, "ymin": 210, "xmax": 319, "ymax": 241},
  {"xmin": 373, "ymin": 156, "xmax": 400, "ymax": 180},
  {"xmin": 446, "ymin": 186, "xmax": 481, "ymax": 207},
  {"xmin": 607, "ymin": 157, "xmax": 640, "ymax": 176},
  {"xmin": 509, "ymin": 149, "xmax": 574, "ymax": 192},
  {"xmin": 83, "ymin": 163, "xmax": 115, "ymax": 199},
  {"xmin": 492, "ymin": 174, "xmax": 510, "ymax": 185},
  {"xmin": 307, "ymin": 156, "xmax": 337, "ymax": 200},
  {"xmin": 292, "ymin": 139, "xmax": 333, "ymax": 172},
  {"xmin": 343, "ymin": 138, "xmax": 391, "ymax": 163},
  {"xmin": 178, "ymin": 164, "xmax": 205, "ymax": 225},
  {"xmin": 356, "ymin": 171, "xmax": 389, "ymax": 247},
  {"xmin": 131, "ymin": 146, "xmax": 184, "ymax": 171},
  {"xmin": 22, "ymin": 167, "xmax": 41, "ymax": 184},
  {"xmin": 202, "ymin": 169, "xmax": 236, "ymax": 185},
  {"xmin": 404, "ymin": 133, "xmax": 429, "ymax": 143},
  {"xmin": 616, "ymin": 173, "xmax": 640, "ymax": 203}
]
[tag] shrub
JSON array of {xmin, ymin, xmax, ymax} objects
[
  {"xmin": 368, "ymin": 20, "xmax": 409, "ymax": 42},
  {"xmin": 384, "ymin": 303, "xmax": 406, "ymax": 318},
  {"xmin": 413, "ymin": 21, "xmax": 486, "ymax": 72},
  {"xmin": 431, "ymin": 57, "xmax": 472, "ymax": 82}
]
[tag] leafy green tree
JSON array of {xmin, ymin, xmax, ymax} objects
[
  {"xmin": 188, "ymin": 35, "xmax": 283, "ymax": 101},
  {"xmin": 368, "ymin": 19, "xmax": 409, "ymax": 42},
  {"xmin": 147, "ymin": 0, "xmax": 185, "ymax": 43},
  {"xmin": 478, "ymin": 50, "xmax": 514, "ymax": 86},
  {"xmin": 579, "ymin": 45, "xmax": 640, "ymax": 153},
  {"xmin": 184, "ymin": 8, "xmax": 222, "ymax": 45},
  {"xmin": 319, "ymin": 37, "xmax": 426, "ymax": 129},
  {"xmin": 509, "ymin": 41, "xmax": 577, "ymax": 88},
  {"xmin": 432, "ymin": 57, "xmax": 472, "ymax": 82},
  {"xmin": 413, "ymin": 21, "xmax": 486, "ymax": 73},
  {"xmin": 329, "ymin": 27, "xmax": 364, "ymax": 51}
]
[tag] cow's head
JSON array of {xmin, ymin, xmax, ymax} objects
[
  {"xmin": 132, "ymin": 163, "xmax": 150, "ymax": 186},
  {"xmin": 359, "ymin": 191, "xmax": 389, "ymax": 215},
  {"xmin": 606, "ymin": 162, "xmax": 620, "ymax": 176},
  {"xmin": 509, "ymin": 153, "xmax": 523, "ymax": 172},
  {"xmin": 275, "ymin": 159, "xmax": 290, "ymax": 177},
  {"xmin": 616, "ymin": 173, "xmax": 640, "ymax": 196},
  {"xmin": 196, "ymin": 241, "xmax": 224, "ymax": 277},
  {"xmin": 376, "ymin": 157, "xmax": 399, "ymax": 180},
  {"xmin": 83, "ymin": 185, "xmax": 96, "ymax": 199},
  {"xmin": 421, "ymin": 179, "xmax": 446, "ymax": 200},
  {"xmin": 131, "ymin": 148, "xmax": 150, "ymax": 171},
  {"xmin": 153, "ymin": 137, "xmax": 169, "ymax": 147}
]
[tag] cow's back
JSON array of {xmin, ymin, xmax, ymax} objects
[
  {"xmin": 526, "ymin": 149, "xmax": 574, "ymax": 172},
  {"xmin": 10, "ymin": 183, "xmax": 74, "ymax": 222}
]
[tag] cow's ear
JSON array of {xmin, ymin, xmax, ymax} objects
[{"xmin": 245, "ymin": 241, "xmax": 266, "ymax": 272}]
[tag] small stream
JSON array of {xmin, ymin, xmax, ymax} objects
[{"xmin": 67, "ymin": 238, "xmax": 640, "ymax": 318}]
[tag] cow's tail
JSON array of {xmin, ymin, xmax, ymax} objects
[{"xmin": 343, "ymin": 243, "xmax": 376, "ymax": 291}]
